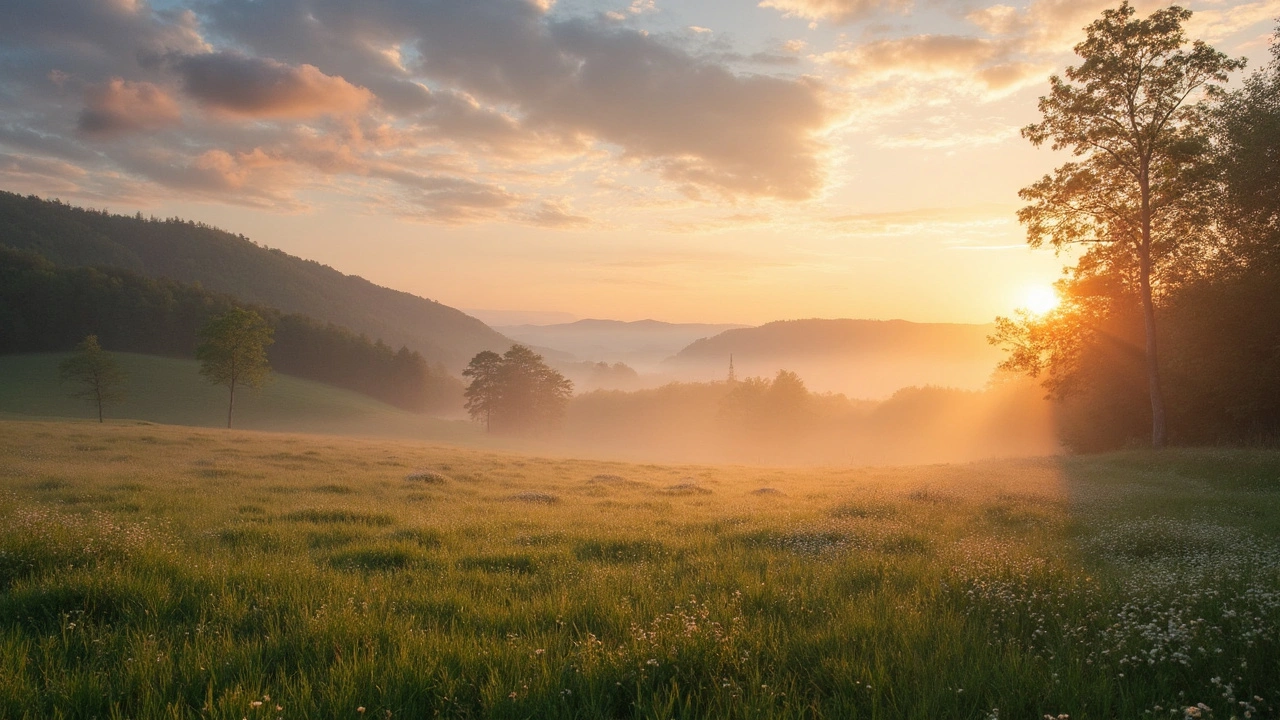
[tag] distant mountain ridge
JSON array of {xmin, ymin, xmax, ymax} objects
[
  {"xmin": 0, "ymin": 191, "xmax": 510, "ymax": 369},
  {"xmin": 496, "ymin": 318, "xmax": 748, "ymax": 370},
  {"xmin": 666, "ymin": 318, "xmax": 1003, "ymax": 398},
  {"xmin": 672, "ymin": 318, "xmax": 997, "ymax": 360}
]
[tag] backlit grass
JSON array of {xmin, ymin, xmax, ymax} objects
[{"xmin": 0, "ymin": 419, "xmax": 1277, "ymax": 718}]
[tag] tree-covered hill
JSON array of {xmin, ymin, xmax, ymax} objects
[
  {"xmin": 0, "ymin": 191, "xmax": 511, "ymax": 368},
  {"xmin": 0, "ymin": 248, "xmax": 461, "ymax": 413}
]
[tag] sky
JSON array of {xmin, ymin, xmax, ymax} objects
[{"xmin": 1, "ymin": 0, "xmax": 1276, "ymax": 325}]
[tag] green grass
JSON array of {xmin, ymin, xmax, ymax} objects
[
  {"xmin": 0, "ymin": 419, "xmax": 1278, "ymax": 718},
  {"xmin": 0, "ymin": 352, "xmax": 481, "ymax": 441}
]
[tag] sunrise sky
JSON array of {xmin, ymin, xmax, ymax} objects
[{"xmin": 1, "ymin": 0, "xmax": 1276, "ymax": 324}]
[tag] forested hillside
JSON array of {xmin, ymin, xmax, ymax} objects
[
  {"xmin": 0, "ymin": 192, "xmax": 510, "ymax": 367},
  {"xmin": 0, "ymin": 248, "xmax": 461, "ymax": 412}
]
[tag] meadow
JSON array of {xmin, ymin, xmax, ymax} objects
[
  {"xmin": 0, "ymin": 353, "xmax": 480, "ymax": 443},
  {"xmin": 0, "ymin": 418, "xmax": 1277, "ymax": 719}
]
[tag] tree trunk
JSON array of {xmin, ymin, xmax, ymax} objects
[
  {"xmin": 1139, "ymin": 268, "xmax": 1167, "ymax": 448},
  {"xmin": 227, "ymin": 379, "xmax": 236, "ymax": 429},
  {"xmin": 1139, "ymin": 169, "xmax": 1168, "ymax": 449}
]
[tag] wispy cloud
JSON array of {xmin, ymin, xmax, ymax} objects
[{"xmin": 758, "ymin": 0, "xmax": 910, "ymax": 24}]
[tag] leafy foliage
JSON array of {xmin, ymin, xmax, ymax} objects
[
  {"xmin": 197, "ymin": 308, "xmax": 274, "ymax": 428},
  {"xmin": 463, "ymin": 345, "xmax": 573, "ymax": 434}
]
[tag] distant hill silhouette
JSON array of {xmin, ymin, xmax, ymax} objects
[
  {"xmin": 0, "ymin": 191, "xmax": 510, "ymax": 368},
  {"xmin": 666, "ymin": 318, "xmax": 1003, "ymax": 399},
  {"xmin": 497, "ymin": 318, "xmax": 748, "ymax": 370}
]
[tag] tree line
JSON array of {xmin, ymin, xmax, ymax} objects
[
  {"xmin": 0, "ymin": 248, "xmax": 461, "ymax": 413},
  {"xmin": 559, "ymin": 370, "xmax": 1054, "ymax": 465},
  {"xmin": 993, "ymin": 4, "xmax": 1280, "ymax": 451}
]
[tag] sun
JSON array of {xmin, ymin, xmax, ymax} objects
[{"xmin": 1021, "ymin": 284, "xmax": 1060, "ymax": 316}]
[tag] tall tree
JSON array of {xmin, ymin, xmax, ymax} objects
[
  {"xmin": 462, "ymin": 350, "xmax": 502, "ymax": 431},
  {"xmin": 1014, "ymin": 2, "xmax": 1244, "ymax": 448},
  {"xmin": 58, "ymin": 334, "xmax": 127, "ymax": 423},
  {"xmin": 197, "ymin": 308, "xmax": 273, "ymax": 428},
  {"xmin": 461, "ymin": 345, "xmax": 572, "ymax": 434}
]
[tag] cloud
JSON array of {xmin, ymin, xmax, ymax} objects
[
  {"xmin": 201, "ymin": 0, "xmax": 834, "ymax": 199},
  {"xmin": 0, "ymin": 0, "xmax": 837, "ymax": 222},
  {"xmin": 1187, "ymin": 0, "xmax": 1280, "ymax": 43},
  {"xmin": 815, "ymin": 0, "xmax": 1135, "ymax": 107},
  {"xmin": 175, "ymin": 52, "xmax": 374, "ymax": 119},
  {"xmin": 117, "ymin": 146, "xmax": 302, "ymax": 207},
  {"xmin": 662, "ymin": 211, "xmax": 772, "ymax": 233},
  {"xmin": 520, "ymin": 199, "xmax": 591, "ymax": 228},
  {"xmin": 532, "ymin": 19, "xmax": 832, "ymax": 198},
  {"xmin": 757, "ymin": 0, "xmax": 911, "ymax": 24},
  {"xmin": 392, "ymin": 178, "xmax": 524, "ymax": 223},
  {"xmin": 78, "ymin": 79, "xmax": 182, "ymax": 137},
  {"xmin": 821, "ymin": 34, "xmax": 1045, "ymax": 96},
  {"xmin": 0, "ymin": 0, "xmax": 208, "ymax": 75},
  {"xmin": 821, "ymin": 205, "xmax": 1016, "ymax": 234}
]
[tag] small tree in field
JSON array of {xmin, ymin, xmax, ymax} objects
[
  {"xmin": 197, "ymin": 308, "xmax": 273, "ymax": 429},
  {"xmin": 1008, "ymin": 2, "xmax": 1244, "ymax": 448},
  {"xmin": 59, "ymin": 335, "xmax": 127, "ymax": 423}
]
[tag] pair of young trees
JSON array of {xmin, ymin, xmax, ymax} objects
[
  {"xmin": 60, "ymin": 308, "xmax": 273, "ymax": 428},
  {"xmin": 995, "ymin": 2, "xmax": 1266, "ymax": 448},
  {"xmin": 462, "ymin": 345, "xmax": 573, "ymax": 434}
]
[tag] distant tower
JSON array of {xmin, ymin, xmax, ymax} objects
[{"xmin": 727, "ymin": 354, "xmax": 737, "ymax": 383}]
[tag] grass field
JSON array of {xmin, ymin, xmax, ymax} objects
[
  {"xmin": 0, "ymin": 353, "xmax": 480, "ymax": 443},
  {"xmin": 0, "ymin": 419, "xmax": 1277, "ymax": 719}
]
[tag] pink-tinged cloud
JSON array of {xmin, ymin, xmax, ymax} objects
[
  {"xmin": 176, "ymin": 52, "xmax": 374, "ymax": 119},
  {"xmin": 758, "ymin": 0, "xmax": 910, "ymax": 23},
  {"xmin": 822, "ymin": 34, "xmax": 1046, "ymax": 96},
  {"xmin": 203, "ymin": 1, "xmax": 835, "ymax": 200},
  {"xmin": 78, "ymin": 78, "xmax": 182, "ymax": 137}
]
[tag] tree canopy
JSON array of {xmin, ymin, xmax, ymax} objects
[{"xmin": 462, "ymin": 345, "xmax": 573, "ymax": 434}]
